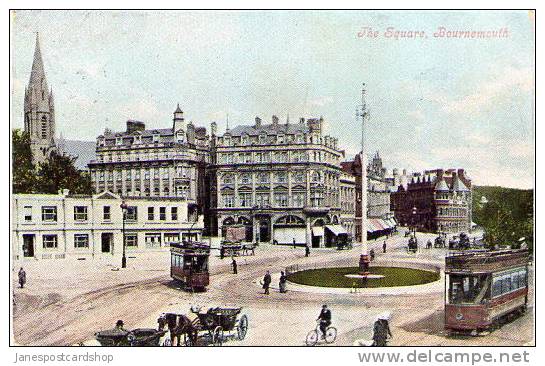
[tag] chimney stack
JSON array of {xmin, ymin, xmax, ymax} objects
[
  {"xmin": 272, "ymin": 115, "xmax": 279, "ymax": 126},
  {"xmin": 255, "ymin": 116, "xmax": 262, "ymax": 128}
]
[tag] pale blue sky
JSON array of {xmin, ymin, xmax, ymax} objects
[{"xmin": 11, "ymin": 10, "xmax": 535, "ymax": 188}]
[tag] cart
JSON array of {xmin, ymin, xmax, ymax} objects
[
  {"xmin": 95, "ymin": 328, "xmax": 167, "ymax": 346},
  {"xmin": 190, "ymin": 306, "xmax": 248, "ymax": 346}
]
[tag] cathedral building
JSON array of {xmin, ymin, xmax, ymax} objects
[{"xmin": 23, "ymin": 34, "xmax": 56, "ymax": 164}]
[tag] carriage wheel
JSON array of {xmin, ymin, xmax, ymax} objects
[
  {"xmin": 162, "ymin": 337, "xmax": 172, "ymax": 346},
  {"xmin": 212, "ymin": 326, "xmax": 224, "ymax": 346},
  {"xmin": 237, "ymin": 315, "xmax": 248, "ymax": 340},
  {"xmin": 184, "ymin": 333, "xmax": 195, "ymax": 346}
]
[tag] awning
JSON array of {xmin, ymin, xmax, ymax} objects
[
  {"xmin": 312, "ymin": 227, "xmax": 324, "ymax": 236},
  {"xmin": 372, "ymin": 219, "xmax": 387, "ymax": 230},
  {"xmin": 367, "ymin": 219, "xmax": 382, "ymax": 232},
  {"xmin": 325, "ymin": 224, "xmax": 348, "ymax": 236}
]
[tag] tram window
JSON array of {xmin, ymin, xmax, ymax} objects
[
  {"xmin": 448, "ymin": 274, "xmax": 489, "ymax": 304},
  {"xmin": 492, "ymin": 277, "xmax": 502, "ymax": 297},
  {"xmin": 512, "ymin": 272, "xmax": 520, "ymax": 290},
  {"xmin": 502, "ymin": 275, "xmax": 512, "ymax": 293}
]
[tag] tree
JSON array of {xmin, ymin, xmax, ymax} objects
[
  {"xmin": 12, "ymin": 129, "xmax": 37, "ymax": 193},
  {"xmin": 36, "ymin": 151, "xmax": 92, "ymax": 195}
]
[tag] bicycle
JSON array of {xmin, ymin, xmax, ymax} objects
[{"xmin": 305, "ymin": 321, "xmax": 337, "ymax": 346}]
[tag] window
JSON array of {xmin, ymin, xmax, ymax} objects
[
  {"xmin": 148, "ymin": 207, "xmax": 154, "ymax": 221},
  {"xmin": 274, "ymin": 193, "xmax": 289, "ymax": 207},
  {"xmin": 116, "ymin": 137, "xmax": 123, "ymax": 145},
  {"xmin": 240, "ymin": 174, "xmax": 251, "ymax": 185},
  {"xmin": 239, "ymin": 193, "xmax": 252, "ymax": 207},
  {"xmin": 125, "ymin": 206, "xmax": 137, "ymax": 221},
  {"xmin": 222, "ymin": 174, "xmax": 234, "ymax": 185},
  {"xmin": 23, "ymin": 206, "xmax": 32, "ymax": 222},
  {"xmin": 223, "ymin": 194, "xmax": 235, "ymax": 208},
  {"xmin": 125, "ymin": 233, "xmax": 138, "ymax": 247},
  {"xmin": 164, "ymin": 233, "xmax": 180, "ymax": 246},
  {"xmin": 103, "ymin": 206, "xmax": 111, "ymax": 221},
  {"xmin": 73, "ymin": 206, "xmax": 88, "ymax": 221},
  {"xmin": 171, "ymin": 207, "xmax": 178, "ymax": 221},
  {"xmin": 43, "ymin": 235, "xmax": 58, "ymax": 249},
  {"xmin": 257, "ymin": 173, "xmax": 269, "ymax": 184},
  {"xmin": 274, "ymin": 172, "xmax": 287, "ymax": 183},
  {"xmin": 41, "ymin": 117, "xmax": 48, "ymax": 138},
  {"xmin": 126, "ymin": 170, "xmax": 132, "ymax": 180},
  {"xmin": 42, "ymin": 206, "xmax": 57, "ymax": 222},
  {"xmin": 160, "ymin": 207, "xmax": 166, "ymax": 220},
  {"xmin": 153, "ymin": 134, "xmax": 160, "ymax": 143},
  {"xmin": 292, "ymin": 193, "xmax": 306, "ymax": 207},
  {"xmin": 293, "ymin": 171, "xmax": 305, "ymax": 183},
  {"xmin": 256, "ymin": 193, "xmax": 270, "ymax": 207},
  {"xmin": 74, "ymin": 234, "xmax": 89, "ymax": 248},
  {"xmin": 144, "ymin": 169, "xmax": 150, "ymax": 179},
  {"xmin": 145, "ymin": 233, "xmax": 162, "ymax": 248}
]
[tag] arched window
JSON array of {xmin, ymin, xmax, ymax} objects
[
  {"xmin": 41, "ymin": 116, "xmax": 48, "ymax": 139},
  {"xmin": 222, "ymin": 174, "xmax": 234, "ymax": 184},
  {"xmin": 239, "ymin": 173, "xmax": 251, "ymax": 185}
]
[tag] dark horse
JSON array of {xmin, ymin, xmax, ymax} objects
[{"xmin": 157, "ymin": 313, "xmax": 198, "ymax": 346}]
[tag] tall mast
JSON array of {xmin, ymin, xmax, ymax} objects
[{"xmin": 358, "ymin": 84, "xmax": 369, "ymax": 255}]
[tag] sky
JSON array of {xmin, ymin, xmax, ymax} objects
[{"xmin": 10, "ymin": 10, "xmax": 535, "ymax": 189}]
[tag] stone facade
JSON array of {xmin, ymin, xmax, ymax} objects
[
  {"xmin": 341, "ymin": 151, "xmax": 395, "ymax": 242},
  {"xmin": 209, "ymin": 115, "xmax": 350, "ymax": 248},
  {"xmin": 88, "ymin": 106, "xmax": 210, "ymax": 220},
  {"xmin": 24, "ymin": 34, "xmax": 56, "ymax": 164},
  {"xmin": 11, "ymin": 190, "xmax": 204, "ymax": 261},
  {"xmin": 390, "ymin": 168, "xmax": 472, "ymax": 234}
]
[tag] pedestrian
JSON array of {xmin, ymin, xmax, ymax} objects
[
  {"xmin": 279, "ymin": 271, "xmax": 287, "ymax": 293},
  {"xmin": 220, "ymin": 246, "xmax": 225, "ymax": 259},
  {"xmin": 18, "ymin": 267, "xmax": 26, "ymax": 289},
  {"xmin": 293, "ymin": 238, "xmax": 296, "ymax": 249},
  {"xmin": 231, "ymin": 257, "xmax": 238, "ymax": 274},
  {"xmin": 115, "ymin": 320, "xmax": 126, "ymax": 332},
  {"xmin": 262, "ymin": 270, "xmax": 271, "ymax": 295},
  {"xmin": 305, "ymin": 244, "xmax": 310, "ymax": 257},
  {"xmin": 383, "ymin": 240, "xmax": 387, "ymax": 253},
  {"xmin": 370, "ymin": 249, "xmax": 375, "ymax": 261},
  {"xmin": 372, "ymin": 312, "xmax": 392, "ymax": 346}
]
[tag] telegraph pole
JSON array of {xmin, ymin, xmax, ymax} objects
[{"xmin": 357, "ymin": 84, "xmax": 370, "ymax": 275}]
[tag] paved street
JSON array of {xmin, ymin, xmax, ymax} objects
[{"xmin": 12, "ymin": 231, "xmax": 534, "ymax": 346}]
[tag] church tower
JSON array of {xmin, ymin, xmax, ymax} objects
[{"xmin": 24, "ymin": 33, "xmax": 56, "ymax": 164}]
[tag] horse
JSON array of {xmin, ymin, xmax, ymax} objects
[{"xmin": 157, "ymin": 313, "xmax": 198, "ymax": 346}]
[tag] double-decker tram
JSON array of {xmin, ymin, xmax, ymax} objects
[
  {"xmin": 445, "ymin": 249, "xmax": 529, "ymax": 334},
  {"xmin": 170, "ymin": 241, "xmax": 210, "ymax": 291}
]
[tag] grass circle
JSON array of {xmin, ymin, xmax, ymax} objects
[{"xmin": 287, "ymin": 266, "xmax": 440, "ymax": 288}]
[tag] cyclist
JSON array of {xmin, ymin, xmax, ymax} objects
[{"xmin": 316, "ymin": 305, "xmax": 332, "ymax": 339}]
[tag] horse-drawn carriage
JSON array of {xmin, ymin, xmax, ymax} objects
[
  {"xmin": 158, "ymin": 307, "xmax": 249, "ymax": 346},
  {"xmin": 336, "ymin": 234, "xmax": 354, "ymax": 250},
  {"xmin": 95, "ymin": 328, "xmax": 167, "ymax": 346},
  {"xmin": 434, "ymin": 236, "xmax": 446, "ymax": 248},
  {"xmin": 220, "ymin": 241, "xmax": 256, "ymax": 257},
  {"xmin": 407, "ymin": 236, "xmax": 418, "ymax": 253},
  {"xmin": 191, "ymin": 307, "xmax": 248, "ymax": 346}
]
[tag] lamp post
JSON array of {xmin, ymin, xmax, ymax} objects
[
  {"xmin": 412, "ymin": 206, "xmax": 417, "ymax": 237},
  {"xmin": 120, "ymin": 201, "xmax": 128, "ymax": 268}
]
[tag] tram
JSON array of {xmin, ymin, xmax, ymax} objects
[
  {"xmin": 170, "ymin": 241, "xmax": 210, "ymax": 291},
  {"xmin": 445, "ymin": 249, "xmax": 530, "ymax": 334}
]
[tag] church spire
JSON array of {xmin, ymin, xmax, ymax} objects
[{"xmin": 29, "ymin": 32, "xmax": 47, "ymax": 90}]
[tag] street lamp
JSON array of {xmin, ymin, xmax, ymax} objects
[
  {"xmin": 412, "ymin": 206, "xmax": 417, "ymax": 237},
  {"xmin": 120, "ymin": 201, "xmax": 128, "ymax": 268}
]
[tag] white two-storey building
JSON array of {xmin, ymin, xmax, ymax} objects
[{"xmin": 11, "ymin": 190, "xmax": 204, "ymax": 261}]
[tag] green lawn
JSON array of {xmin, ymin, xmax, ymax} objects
[{"xmin": 287, "ymin": 266, "xmax": 440, "ymax": 288}]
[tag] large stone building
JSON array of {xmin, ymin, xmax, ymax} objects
[
  {"xmin": 23, "ymin": 34, "xmax": 56, "ymax": 164},
  {"xmin": 12, "ymin": 190, "xmax": 204, "ymax": 261},
  {"xmin": 209, "ymin": 115, "xmax": 350, "ymax": 247},
  {"xmin": 341, "ymin": 151, "xmax": 395, "ymax": 241},
  {"xmin": 390, "ymin": 168, "xmax": 472, "ymax": 234},
  {"xmin": 87, "ymin": 106, "xmax": 210, "ymax": 221}
]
